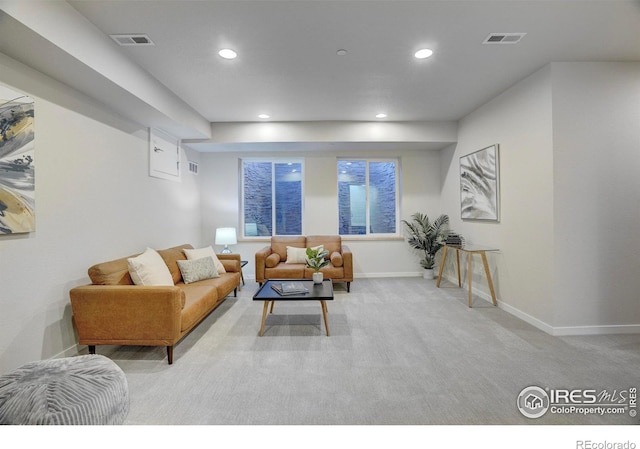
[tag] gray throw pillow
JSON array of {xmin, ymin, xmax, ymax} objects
[{"xmin": 177, "ymin": 256, "xmax": 219, "ymax": 284}]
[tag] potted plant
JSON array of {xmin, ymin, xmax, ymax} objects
[
  {"xmin": 402, "ymin": 212, "xmax": 450, "ymax": 279},
  {"xmin": 306, "ymin": 247, "xmax": 330, "ymax": 283}
]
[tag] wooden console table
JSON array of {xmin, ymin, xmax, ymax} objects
[{"xmin": 436, "ymin": 245, "xmax": 498, "ymax": 307}]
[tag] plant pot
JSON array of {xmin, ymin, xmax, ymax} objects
[
  {"xmin": 312, "ymin": 272, "xmax": 324, "ymax": 284},
  {"xmin": 423, "ymin": 268, "xmax": 435, "ymax": 280}
]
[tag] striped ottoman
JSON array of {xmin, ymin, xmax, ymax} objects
[{"xmin": 0, "ymin": 355, "xmax": 129, "ymax": 425}]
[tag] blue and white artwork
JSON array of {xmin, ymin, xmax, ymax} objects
[
  {"xmin": 460, "ymin": 145, "xmax": 499, "ymax": 221},
  {"xmin": 0, "ymin": 84, "xmax": 35, "ymax": 234}
]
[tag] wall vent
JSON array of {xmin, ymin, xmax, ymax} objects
[
  {"xmin": 483, "ymin": 33, "xmax": 526, "ymax": 44},
  {"xmin": 110, "ymin": 34, "xmax": 155, "ymax": 46},
  {"xmin": 188, "ymin": 161, "xmax": 199, "ymax": 175}
]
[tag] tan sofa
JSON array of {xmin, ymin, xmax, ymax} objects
[
  {"xmin": 69, "ymin": 244, "xmax": 241, "ymax": 364},
  {"xmin": 255, "ymin": 235, "xmax": 353, "ymax": 292}
]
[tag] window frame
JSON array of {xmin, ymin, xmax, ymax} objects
[
  {"xmin": 337, "ymin": 157, "xmax": 401, "ymax": 238},
  {"xmin": 240, "ymin": 157, "xmax": 305, "ymax": 238}
]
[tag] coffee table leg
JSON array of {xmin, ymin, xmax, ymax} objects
[
  {"xmin": 320, "ymin": 300, "xmax": 330, "ymax": 336},
  {"xmin": 260, "ymin": 300, "xmax": 270, "ymax": 336},
  {"xmin": 270, "ymin": 301, "xmax": 275, "ymax": 314}
]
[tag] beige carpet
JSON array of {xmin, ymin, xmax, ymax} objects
[{"xmin": 92, "ymin": 277, "xmax": 640, "ymax": 426}]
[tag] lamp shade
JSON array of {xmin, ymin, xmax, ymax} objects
[{"xmin": 215, "ymin": 227, "xmax": 237, "ymax": 253}]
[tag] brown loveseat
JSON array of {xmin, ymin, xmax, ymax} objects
[
  {"xmin": 255, "ymin": 235, "xmax": 353, "ymax": 292},
  {"xmin": 69, "ymin": 244, "xmax": 241, "ymax": 364}
]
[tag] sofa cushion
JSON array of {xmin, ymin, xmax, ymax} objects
[
  {"xmin": 212, "ymin": 273, "xmax": 242, "ymax": 300},
  {"xmin": 158, "ymin": 244, "xmax": 192, "ymax": 284},
  {"xmin": 305, "ymin": 265, "xmax": 344, "ymax": 279},
  {"xmin": 184, "ymin": 246, "xmax": 226, "ymax": 274},
  {"xmin": 330, "ymin": 251, "xmax": 343, "ymax": 267},
  {"xmin": 88, "ymin": 257, "xmax": 134, "ymax": 285},
  {"xmin": 271, "ymin": 236, "xmax": 306, "ymax": 261},
  {"xmin": 307, "ymin": 235, "xmax": 342, "ymax": 254},
  {"xmin": 179, "ymin": 283, "xmax": 220, "ymax": 332},
  {"xmin": 265, "ymin": 264, "xmax": 305, "ymax": 279},
  {"xmin": 127, "ymin": 248, "xmax": 174, "ymax": 286},
  {"xmin": 265, "ymin": 253, "xmax": 280, "ymax": 268},
  {"xmin": 177, "ymin": 257, "xmax": 219, "ymax": 284}
]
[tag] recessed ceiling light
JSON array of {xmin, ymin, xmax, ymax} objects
[
  {"xmin": 218, "ymin": 48, "xmax": 237, "ymax": 59},
  {"xmin": 336, "ymin": 49, "xmax": 348, "ymax": 56},
  {"xmin": 258, "ymin": 114, "xmax": 270, "ymax": 119},
  {"xmin": 414, "ymin": 48, "xmax": 433, "ymax": 59},
  {"xmin": 376, "ymin": 113, "xmax": 387, "ymax": 119}
]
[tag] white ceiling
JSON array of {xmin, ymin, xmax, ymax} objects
[
  {"xmin": 1, "ymin": 1, "xmax": 640, "ymax": 152},
  {"xmin": 67, "ymin": 0, "xmax": 640, "ymax": 122}
]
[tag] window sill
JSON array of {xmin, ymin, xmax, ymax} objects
[
  {"xmin": 341, "ymin": 235, "xmax": 405, "ymax": 242},
  {"xmin": 239, "ymin": 235, "xmax": 404, "ymax": 242}
]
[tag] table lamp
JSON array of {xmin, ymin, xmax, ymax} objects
[{"xmin": 215, "ymin": 227, "xmax": 237, "ymax": 254}]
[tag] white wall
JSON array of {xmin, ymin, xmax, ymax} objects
[
  {"xmin": 199, "ymin": 149, "xmax": 443, "ymax": 279},
  {"xmin": 551, "ymin": 62, "xmax": 640, "ymax": 331},
  {"xmin": 440, "ymin": 65, "xmax": 555, "ymax": 327},
  {"xmin": 440, "ymin": 62, "xmax": 640, "ymax": 334},
  {"xmin": 0, "ymin": 53, "xmax": 202, "ymax": 373}
]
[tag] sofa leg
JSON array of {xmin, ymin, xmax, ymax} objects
[
  {"xmin": 347, "ymin": 282, "xmax": 351, "ymax": 293},
  {"xmin": 88, "ymin": 345, "xmax": 96, "ymax": 355},
  {"xmin": 234, "ymin": 287, "xmax": 237, "ymax": 297},
  {"xmin": 167, "ymin": 346, "xmax": 173, "ymax": 365}
]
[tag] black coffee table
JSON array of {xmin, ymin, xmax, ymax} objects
[{"xmin": 253, "ymin": 279, "xmax": 334, "ymax": 336}]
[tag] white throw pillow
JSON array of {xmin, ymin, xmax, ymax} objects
[
  {"xmin": 127, "ymin": 247, "xmax": 174, "ymax": 286},
  {"xmin": 285, "ymin": 245, "xmax": 323, "ymax": 264},
  {"xmin": 183, "ymin": 246, "xmax": 226, "ymax": 273}
]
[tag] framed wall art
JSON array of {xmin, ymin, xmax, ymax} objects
[
  {"xmin": 0, "ymin": 84, "xmax": 35, "ymax": 234},
  {"xmin": 460, "ymin": 144, "xmax": 500, "ymax": 222}
]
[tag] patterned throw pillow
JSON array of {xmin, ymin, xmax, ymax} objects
[{"xmin": 177, "ymin": 256, "xmax": 219, "ymax": 284}]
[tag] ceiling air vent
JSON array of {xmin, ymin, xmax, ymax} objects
[
  {"xmin": 483, "ymin": 33, "xmax": 526, "ymax": 44},
  {"xmin": 109, "ymin": 34, "xmax": 155, "ymax": 46}
]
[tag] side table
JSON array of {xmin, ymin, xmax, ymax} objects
[
  {"xmin": 240, "ymin": 260, "xmax": 248, "ymax": 287},
  {"xmin": 436, "ymin": 245, "xmax": 498, "ymax": 307}
]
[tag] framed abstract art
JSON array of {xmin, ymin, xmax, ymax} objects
[
  {"xmin": 0, "ymin": 84, "xmax": 35, "ymax": 234},
  {"xmin": 460, "ymin": 144, "xmax": 500, "ymax": 222}
]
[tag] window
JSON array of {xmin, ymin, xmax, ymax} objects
[
  {"xmin": 241, "ymin": 159, "xmax": 303, "ymax": 237},
  {"xmin": 337, "ymin": 159, "xmax": 399, "ymax": 236}
]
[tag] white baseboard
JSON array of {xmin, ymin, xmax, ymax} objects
[
  {"xmin": 497, "ymin": 301, "xmax": 556, "ymax": 334},
  {"xmin": 439, "ymin": 273, "xmax": 640, "ymax": 336},
  {"xmin": 500, "ymin": 297, "xmax": 640, "ymax": 336},
  {"xmin": 550, "ymin": 324, "xmax": 640, "ymax": 336},
  {"xmin": 354, "ymin": 272, "xmax": 421, "ymax": 278},
  {"xmin": 49, "ymin": 344, "xmax": 84, "ymax": 361}
]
